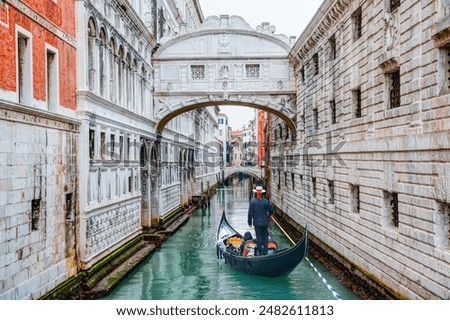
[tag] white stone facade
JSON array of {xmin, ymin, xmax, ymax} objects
[
  {"xmin": 75, "ymin": 0, "xmax": 219, "ymax": 268},
  {"xmin": 269, "ymin": 0, "xmax": 450, "ymax": 299},
  {"xmin": 0, "ymin": 102, "xmax": 79, "ymax": 299}
]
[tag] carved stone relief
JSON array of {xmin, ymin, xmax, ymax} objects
[
  {"xmin": 218, "ymin": 34, "xmax": 230, "ymax": 53},
  {"xmin": 383, "ymin": 13, "xmax": 397, "ymax": 51}
]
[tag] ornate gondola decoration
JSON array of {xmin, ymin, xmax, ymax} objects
[{"xmin": 216, "ymin": 211, "xmax": 308, "ymax": 277}]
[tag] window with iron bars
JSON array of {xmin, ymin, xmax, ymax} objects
[
  {"xmin": 388, "ymin": 69, "xmax": 400, "ymax": 109},
  {"xmin": 245, "ymin": 64, "xmax": 260, "ymax": 78},
  {"xmin": 299, "ymin": 66, "xmax": 305, "ymax": 83},
  {"xmin": 352, "ymin": 7, "xmax": 362, "ymax": 41},
  {"xmin": 329, "ymin": 35, "xmax": 336, "ymax": 60},
  {"xmin": 31, "ymin": 199, "xmax": 41, "ymax": 230},
  {"xmin": 311, "ymin": 177, "xmax": 317, "ymax": 198},
  {"xmin": 312, "ymin": 108, "xmax": 319, "ymax": 131},
  {"xmin": 328, "ymin": 180, "xmax": 335, "ymax": 204},
  {"xmin": 436, "ymin": 201, "xmax": 450, "ymax": 248},
  {"xmin": 390, "ymin": 0, "xmax": 401, "ymax": 12},
  {"xmin": 312, "ymin": 53, "xmax": 319, "ymax": 75},
  {"xmin": 352, "ymin": 88, "xmax": 362, "ymax": 118},
  {"xmin": 447, "ymin": 47, "xmax": 450, "ymax": 91},
  {"xmin": 330, "ymin": 99, "xmax": 336, "ymax": 124},
  {"xmin": 387, "ymin": 192, "xmax": 399, "ymax": 227},
  {"xmin": 350, "ymin": 184, "xmax": 360, "ymax": 213},
  {"xmin": 191, "ymin": 65, "xmax": 205, "ymax": 79}
]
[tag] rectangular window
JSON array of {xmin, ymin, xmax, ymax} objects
[
  {"xmin": 110, "ymin": 134, "xmax": 115, "ymax": 160},
  {"xmin": 17, "ymin": 33, "xmax": 32, "ymax": 104},
  {"xmin": 436, "ymin": 201, "xmax": 450, "ymax": 248},
  {"xmin": 388, "ymin": 192, "xmax": 399, "ymax": 227},
  {"xmin": 312, "ymin": 53, "xmax": 319, "ymax": 75},
  {"xmin": 89, "ymin": 129, "xmax": 95, "ymax": 160},
  {"xmin": 299, "ymin": 175, "xmax": 303, "ymax": 190},
  {"xmin": 329, "ymin": 35, "xmax": 336, "ymax": 60},
  {"xmin": 330, "ymin": 99, "xmax": 336, "ymax": 124},
  {"xmin": 245, "ymin": 64, "xmax": 260, "ymax": 78},
  {"xmin": 388, "ymin": 69, "xmax": 401, "ymax": 109},
  {"xmin": 126, "ymin": 137, "xmax": 130, "ymax": 160},
  {"xmin": 328, "ymin": 180, "xmax": 335, "ymax": 204},
  {"xmin": 300, "ymin": 66, "xmax": 305, "ymax": 83},
  {"xmin": 313, "ymin": 108, "xmax": 318, "ymax": 131},
  {"xmin": 46, "ymin": 49, "xmax": 58, "ymax": 110},
  {"xmin": 119, "ymin": 135, "xmax": 124, "ymax": 160},
  {"xmin": 311, "ymin": 177, "xmax": 317, "ymax": 198},
  {"xmin": 191, "ymin": 65, "xmax": 205, "ymax": 79},
  {"xmin": 277, "ymin": 170, "xmax": 281, "ymax": 190},
  {"xmin": 65, "ymin": 193, "xmax": 73, "ymax": 220},
  {"xmin": 31, "ymin": 199, "xmax": 41, "ymax": 230},
  {"xmin": 390, "ymin": 0, "xmax": 401, "ymax": 12},
  {"xmin": 352, "ymin": 88, "xmax": 362, "ymax": 118},
  {"xmin": 100, "ymin": 132, "xmax": 106, "ymax": 159},
  {"xmin": 437, "ymin": 46, "xmax": 450, "ymax": 95},
  {"xmin": 291, "ymin": 173, "xmax": 295, "ymax": 190},
  {"xmin": 128, "ymin": 176, "xmax": 133, "ymax": 192},
  {"xmin": 350, "ymin": 184, "xmax": 360, "ymax": 213},
  {"xmin": 352, "ymin": 7, "xmax": 362, "ymax": 41}
]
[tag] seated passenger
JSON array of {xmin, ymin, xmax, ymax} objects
[{"xmin": 243, "ymin": 231, "xmax": 253, "ymax": 242}]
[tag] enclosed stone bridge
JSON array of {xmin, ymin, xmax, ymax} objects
[
  {"xmin": 152, "ymin": 15, "xmax": 298, "ymax": 138},
  {"xmin": 224, "ymin": 166, "xmax": 265, "ymax": 180}
]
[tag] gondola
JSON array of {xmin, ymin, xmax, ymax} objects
[{"xmin": 216, "ymin": 211, "xmax": 308, "ymax": 277}]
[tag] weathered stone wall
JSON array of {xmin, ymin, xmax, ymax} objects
[
  {"xmin": 0, "ymin": 102, "xmax": 79, "ymax": 299},
  {"xmin": 274, "ymin": 0, "xmax": 450, "ymax": 299}
]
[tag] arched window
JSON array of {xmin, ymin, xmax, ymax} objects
[
  {"xmin": 87, "ymin": 18, "xmax": 97, "ymax": 91},
  {"xmin": 141, "ymin": 65, "xmax": 147, "ymax": 115},
  {"xmin": 99, "ymin": 28, "xmax": 107, "ymax": 97},
  {"xmin": 109, "ymin": 38, "xmax": 116, "ymax": 102},
  {"xmin": 117, "ymin": 46, "xmax": 124, "ymax": 105},
  {"xmin": 126, "ymin": 53, "xmax": 131, "ymax": 108},
  {"xmin": 132, "ymin": 58, "xmax": 137, "ymax": 111}
]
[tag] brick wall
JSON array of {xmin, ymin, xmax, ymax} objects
[{"xmin": 0, "ymin": 0, "xmax": 76, "ymax": 109}]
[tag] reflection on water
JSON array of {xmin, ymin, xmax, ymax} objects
[{"xmin": 103, "ymin": 177, "xmax": 360, "ymax": 300}]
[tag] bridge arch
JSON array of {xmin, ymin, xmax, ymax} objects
[
  {"xmin": 155, "ymin": 98, "xmax": 296, "ymax": 139},
  {"xmin": 224, "ymin": 166, "xmax": 264, "ymax": 181},
  {"xmin": 152, "ymin": 15, "xmax": 298, "ymax": 140}
]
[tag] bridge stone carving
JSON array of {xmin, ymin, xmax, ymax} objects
[{"xmin": 152, "ymin": 15, "xmax": 297, "ymax": 138}]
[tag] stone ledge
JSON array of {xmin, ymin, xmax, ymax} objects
[
  {"xmin": 84, "ymin": 243, "xmax": 158, "ymax": 299},
  {"xmin": 0, "ymin": 99, "xmax": 80, "ymax": 132}
]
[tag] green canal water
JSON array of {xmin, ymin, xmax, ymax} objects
[{"xmin": 103, "ymin": 178, "xmax": 360, "ymax": 300}]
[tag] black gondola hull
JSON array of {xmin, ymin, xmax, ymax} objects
[{"xmin": 216, "ymin": 212, "xmax": 308, "ymax": 277}]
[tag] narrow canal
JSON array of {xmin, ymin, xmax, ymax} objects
[{"xmin": 103, "ymin": 177, "xmax": 360, "ymax": 300}]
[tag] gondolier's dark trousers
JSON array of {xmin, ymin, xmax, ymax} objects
[{"xmin": 254, "ymin": 225, "xmax": 269, "ymax": 255}]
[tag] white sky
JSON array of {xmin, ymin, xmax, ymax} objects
[{"xmin": 198, "ymin": 0, "xmax": 324, "ymax": 130}]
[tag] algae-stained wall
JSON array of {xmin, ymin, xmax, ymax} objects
[{"xmin": 272, "ymin": 0, "xmax": 450, "ymax": 299}]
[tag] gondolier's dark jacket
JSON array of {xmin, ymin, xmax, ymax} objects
[{"xmin": 248, "ymin": 197, "xmax": 274, "ymax": 226}]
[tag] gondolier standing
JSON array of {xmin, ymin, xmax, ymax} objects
[{"xmin": 248, "ymin": 186, "xmax": 274, "ymax": 255}]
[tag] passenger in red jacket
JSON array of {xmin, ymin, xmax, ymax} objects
[{"xmin": 248, "ymin": 186, "xmax": 274, "ymax": 255}]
